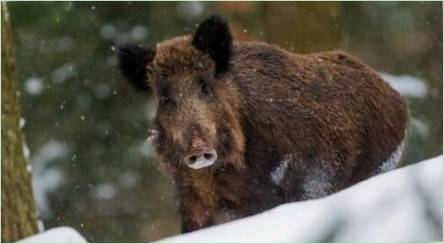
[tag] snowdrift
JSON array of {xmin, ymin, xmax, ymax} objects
[
  {"xmin": 17, "ymin": 227, "xmax": 87, "ymax": 243},
  {"xmin": 159, "ymin": 156, "xmax": 443, "ymax": 243},
  {"xmin": 18, "ymin": 156, "xmax": 442, "ymax": 243}
]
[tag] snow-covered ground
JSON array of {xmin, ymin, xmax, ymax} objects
[
  {"xmin": 17, "ymin": 227, "xmax": 87, "ymax": 243},
  {"xmin": 19, "ymin": 155, "xmax": 442, "ymax": 243},
  {"xmin": 159, "ymin": 156, "xmax": 443, "ymax": 243}
]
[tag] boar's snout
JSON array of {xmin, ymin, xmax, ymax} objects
[
  {"xmin": 184, "ymin": 147, "xmax": 218, "ymax": 169},
  {"xmin": 182, "ymin": 125, "xmax": 218, "ymax": 169}
]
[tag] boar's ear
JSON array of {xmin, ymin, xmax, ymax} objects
[
  {"xmin": 117, "ymin": 44, "xmax": 155, "ymax": 91},
  {"xmin": 192, "ymin": 15, "xmax": 232, "ymax": 76}
]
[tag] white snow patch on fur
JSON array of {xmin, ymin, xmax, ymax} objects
[
  {"xmin": 379, "ymin": 134, "xmax": 407, "ymax": 173},
  {"xmin": 302, "ymin": 168, "xmax": 333, "ymax": 199},
  {"xmin": 270, "ymin": 155, "xmax": 291, "ymax": 185}
]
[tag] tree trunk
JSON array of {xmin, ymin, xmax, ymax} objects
[{"xmin": 1, "ymin": 3, "xmax": 39, "ymax": 242}]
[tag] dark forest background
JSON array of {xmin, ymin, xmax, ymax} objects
[{"xmin": 7, "ymin": 1, "xmax": 442, "ymax": 242}]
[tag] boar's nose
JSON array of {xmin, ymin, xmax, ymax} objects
[{"xmin": 185, "ymin": 148, "xmax": 218, "ymax": 169}]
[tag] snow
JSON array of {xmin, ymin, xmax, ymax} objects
[
  {"xmin": 270, "ymin": 155, "xmax": 290, "ymax": 185},
  {"xmin": 13, "ymin": 156, "xmax": 442, "ymax": 243},
  {"xmin": 23, "ymin": 141, "xmax": 31, "ymax": 162},
  {"xmin": 52, "ymin": 63, "xmax": 75, "ymax": 84},
  {"xmin": 176, "ymin": 2, "xmax": 204, "ymax": 18},
  {"xmin": 378, "ymin": 132, "xmax": 406, "ymax": 173},
  {"xmin": 94, "ymin": 83, "xmax": 111, "ymax": 98},
  {"xmin": 24, "ymin": 77, "xmax": 44, "ymax": 95},
  {"xmin": 31, "ymin": 140, "xmax": 69, "ymax": 218},
  {"xmin": 37, "ymin": 219, "xmax": 45, "ymax": 232},
  {"xmin": 380, "ymin": 72, "xmax": 428, "ymax": 98},
  {"xmin": 302, "ymin": 167, "xmax": 333, "ymax": 199},
  {"xmin": 101, "ymin": 23, "xmax": 150, "ymax": 44},
  {"xmin": 130, "ymin": 25, "xmax": 149, "ymax": 41},
  {"xmin": 101, "ymin": 24, "xmax": 116, "ymax": 40},
  {"xmin": 20, "ymin": 117, "xmax": 26, "ymax": 128},
  {"xmin": 411, "ymin": 118, "xmax": 429, "ymax": 137},
  {"xmin": 138, "ymin": 140, "xmax": 154, "ymax": 157},
  {"xmin": 118, "ymin": 171, "xmax": 141, "ymax": 189},
  {"xmin": 158, "ymin": 155, "xmax": 443, "ymax": 243},
  {"xmin": 94, "ymin": 182, "xmax": 116, "ymax": 200},
  {"xmin": 17, "ymin": 227, "xmax": 87, "ymax": 243}
]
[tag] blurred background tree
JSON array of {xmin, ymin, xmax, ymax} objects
[
  {"xmin": 4, "ymin": 1, "xmax": 442, "ymax": 242},
  {"xmin": 1, "ymin": 3, "xmax": 38, "ymax": 242}
]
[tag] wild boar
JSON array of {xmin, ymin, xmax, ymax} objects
[{"xmin": 117, "ymin": 15, "xmax": 408, "ymax": 232}]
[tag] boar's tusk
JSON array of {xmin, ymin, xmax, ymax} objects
[{"xmin": 147, "ymin": 129, "xmax": 159, "ymax": 143}]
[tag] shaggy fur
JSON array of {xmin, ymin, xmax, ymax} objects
[{"xmin": 117, "ymin": 15, "xmax": 408, "ymax": 233}]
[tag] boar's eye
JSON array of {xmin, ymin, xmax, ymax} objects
[
  {"xmin": 159, "ymin": 94, "xmax": 170, "ymax": 105},
  {"xmin": 158, "ymin": 89, "xmax": 171, "ymax": 105},
  {"xmin": 199, "ymin": 78, "xmax": 211, "ymax": 96}
]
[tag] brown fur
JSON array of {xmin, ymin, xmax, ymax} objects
[{"xmin": 119, "ymin": 20, "xmax": 408, "ymax": 233}]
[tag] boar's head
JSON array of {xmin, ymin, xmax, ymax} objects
[{"xmin": 117, "ymin": 15, "xmax": 245, "ymax": 172}]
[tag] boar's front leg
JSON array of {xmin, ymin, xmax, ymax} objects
[{"xmin": 179, "ymin": 189, "xmax": 214, "ymax": 233}]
